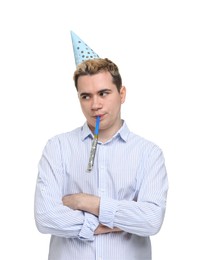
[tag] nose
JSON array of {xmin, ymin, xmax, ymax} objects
[{"xmin": 91, "ymin": 96, "xmax": 102, "ymax": 111}]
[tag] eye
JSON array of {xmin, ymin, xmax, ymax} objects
[
  {"xmin": 99, "ymin": 91, "xmax": 109, "ymax": 97},
  {"xmin": 81, "ymin": 95, "xmax": 90, "ymax": 100}
]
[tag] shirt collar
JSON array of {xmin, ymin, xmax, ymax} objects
[
  {"xmin": 81, "ymin": 123, "xmax": 93, "ymax": 141},
  {"xmin": 114, "ymin": 120, "xmax": 130, "ymax": 142},
  {"xmin": 81, "ymin": 120, "xmax": 130, "ymax": 143}
]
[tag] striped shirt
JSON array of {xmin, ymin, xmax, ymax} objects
[{"xmin": 34, "ymin": 121, "xmax": 168, "ymax": 260}]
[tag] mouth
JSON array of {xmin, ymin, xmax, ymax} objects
[{"xmin": 93, "ymin": 114, "xmax": 105, "ymax": 120}]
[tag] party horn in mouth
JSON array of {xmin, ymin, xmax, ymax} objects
[{"xmin": 86, "ymin": 116, "xmax": 100, "ymax": 172}]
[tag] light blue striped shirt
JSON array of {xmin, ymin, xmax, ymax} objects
[{"xmin": 34, "ymin": 121, "xmax": 168, "ymax": 260}]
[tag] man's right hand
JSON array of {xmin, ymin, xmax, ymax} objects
[{"xmin": 94, "ymin": 224, "xmax": 122, "ymax": 235}]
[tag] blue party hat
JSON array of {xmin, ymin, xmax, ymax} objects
[{"xmin": 71, "ymin": 31, "xmax": 99, "ymax": 66}]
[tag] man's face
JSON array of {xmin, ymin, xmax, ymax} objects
[{"xmin": 77, "ymin": 71, "xmax": 126, "ymax": 135}]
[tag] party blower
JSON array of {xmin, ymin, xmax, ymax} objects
[{"xmin": 87, "ymin": 116, "xmax": 100, "ymax": 172}]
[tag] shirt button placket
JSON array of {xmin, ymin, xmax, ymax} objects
[{"xmin": 98, "ymin": 145, "xmax": 106, "ymax": 196}]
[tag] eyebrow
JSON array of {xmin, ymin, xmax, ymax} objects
[{"xmin": 79, "ymin": 88, "xmax": 112, "ymax": 97}]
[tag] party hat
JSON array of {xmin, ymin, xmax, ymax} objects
[{"xmin": 71, "ymin": 31, "xmax": 99, "ymax": 66}]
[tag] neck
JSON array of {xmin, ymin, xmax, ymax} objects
[{"xmin": 97, "ymin": 120, "xmax": 123, "ymax": 143}]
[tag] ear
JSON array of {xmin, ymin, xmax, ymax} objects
[{"xmin": 120, "ymin": 86, "xmax": 126, "ymax": 104}]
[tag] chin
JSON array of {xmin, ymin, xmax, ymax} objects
[{"xmin": 87, "ymin": 121, "xmax": 95, "ymax": 129}]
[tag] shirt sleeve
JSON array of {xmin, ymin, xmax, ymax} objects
[
  {"xmin": 34, "ymin": 137, "xmax": 99, "ymax": 241},
  {"xmin": 78, "ymin": 213, "xmax": 99, "ymax": 240},
  {"xmin": 99, "ymin": 145, "xmax": 168, "ymax": 237}
]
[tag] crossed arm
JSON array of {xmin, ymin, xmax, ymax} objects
[{"xmin": 62, "ymin": 193, "xmax": 121, "ymax": 235}]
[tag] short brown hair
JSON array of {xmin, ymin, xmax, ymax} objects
[{"xmin": 73, "ymin": 58, "xmax": 122, "ymax": 92}]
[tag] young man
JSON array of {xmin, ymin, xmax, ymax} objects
[{"xmin": 34, "ymin": 32, "xmax": 168, "ymax": 260}]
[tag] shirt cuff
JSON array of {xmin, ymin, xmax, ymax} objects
[
  {"xmin": 78, "ymin": 212, "xmax": 99, "ymax": 241},
  {"xmin": 99, "ymin": 196, "xmax": 118, "ymax": 228}
]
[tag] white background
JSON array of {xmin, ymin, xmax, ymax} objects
[{"xmin": 0, "ymin": 0, "xmax": 200, "ymax": 259}]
